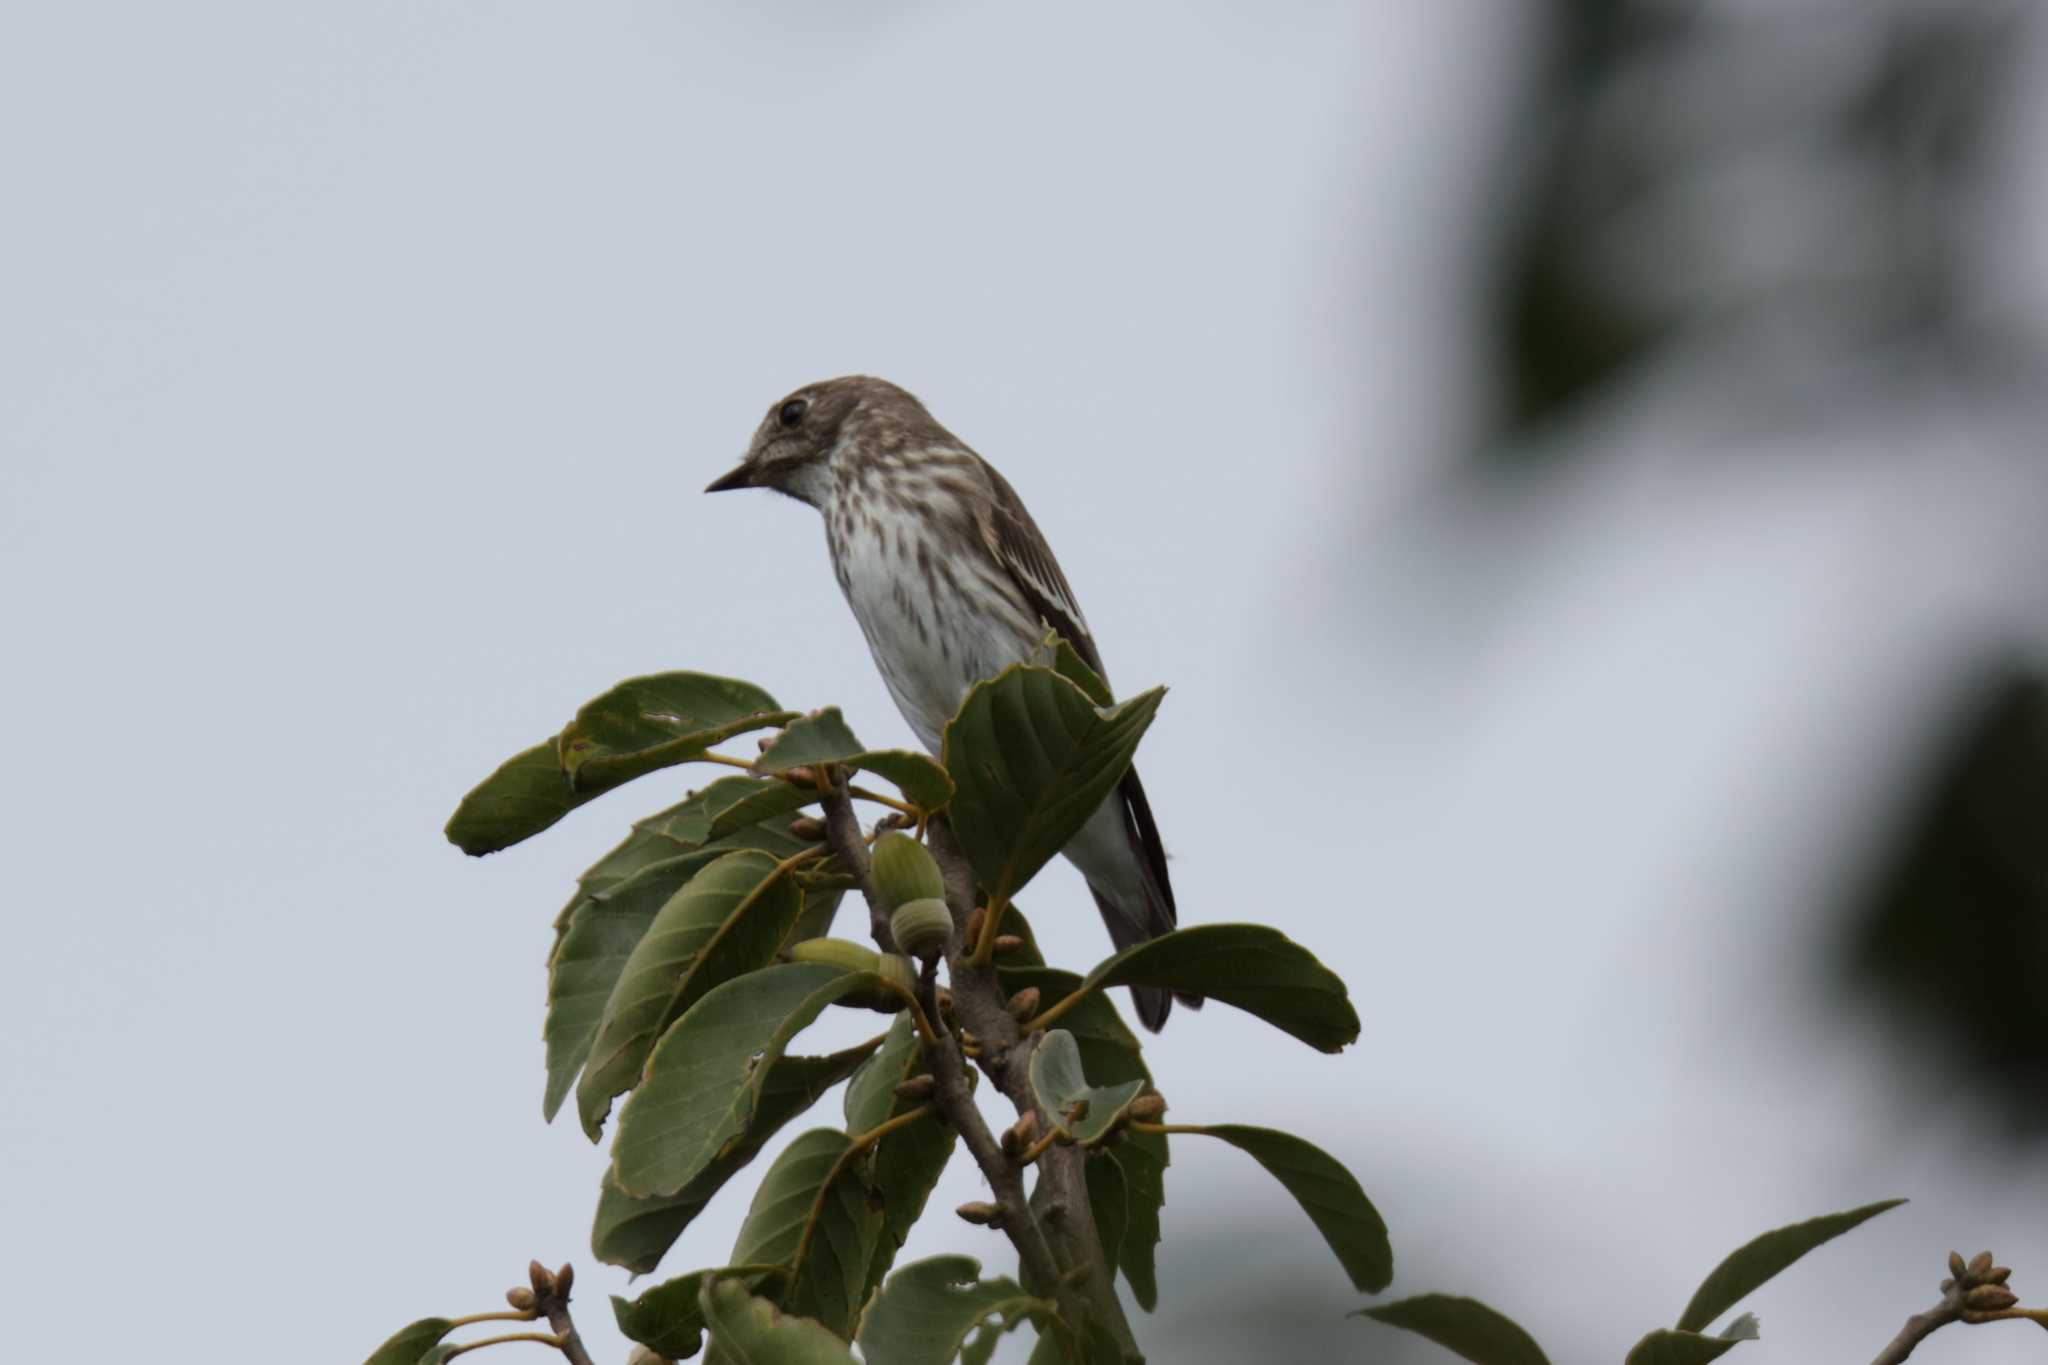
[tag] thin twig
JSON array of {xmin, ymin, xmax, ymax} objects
[
  {"xmin": 447, "ymin": 1310, "xmax": 540, "ymax": 1329},
  {"xmin": 1872, "ymin": 1290, "xmax": 1965, "ymax": 1365},
  {"xmin": 446, "ymin": 1332, "xmax": 567, "ymax": 1357},
  {"xmin": 529, "ymin": 1263, "xmax": 597, "ymax": 1365}
]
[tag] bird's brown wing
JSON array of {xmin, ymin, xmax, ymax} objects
[
  {"xmin": 972, "ymin": 457, "xmax": 1109, "ymax": 682},
  {"xmin": 970, "ymin": 455, "xmax": 1180, "ymax": 938}
]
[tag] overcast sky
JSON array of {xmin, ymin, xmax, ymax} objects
[{"xmin": 4, "ymin": 5, "xmax": 2046, "ymax": 1363}]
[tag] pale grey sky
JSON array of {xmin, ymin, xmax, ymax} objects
[{"xmin": 3, "ymin": 5, "xmax": 2045, "ymax": 1363}]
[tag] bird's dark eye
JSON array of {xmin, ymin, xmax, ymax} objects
[{"xmin": 778, "ymin": 398, "xmax": 808, "ymax": 428}]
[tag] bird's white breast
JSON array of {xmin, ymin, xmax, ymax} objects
[{"xmin": 829, "ymin": 505, "xmax": 1037, "ymax": 755}]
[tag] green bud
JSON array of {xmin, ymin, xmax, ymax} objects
[
  {"xmin": 871, "ymin": 833, "xmax": 946, "ymax": 910},
  {"xmin": 789, "ymin": 937, "xmax": 883, "ymax": 974},
  {"xmin": 890, "ymin": 898, "xmax": 953, "ymax": 958}
]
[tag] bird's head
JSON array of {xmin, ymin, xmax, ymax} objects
[{"xmin": 705, "ymin": 376, "xmax": 948, "ymax": 508}]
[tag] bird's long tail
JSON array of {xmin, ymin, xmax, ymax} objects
[{"xmin": 1084, "ymin": 767, "xmax": 1198, "ymax": 1032}]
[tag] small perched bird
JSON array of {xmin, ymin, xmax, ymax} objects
[{"xmin": 706, "ymin": 376, "xmax": 1191, "ymax": 1029}]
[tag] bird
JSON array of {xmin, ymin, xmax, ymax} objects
[{"xmin": 704, "ymin": 375, "xmax": 1192, "ymax": 1030}]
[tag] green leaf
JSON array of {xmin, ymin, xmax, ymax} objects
[
  {"xmin": 544, "ymin": 786, "xmax": 826, "ymax": 1119},
  {"xmin": 1028, "ymin": 1030, "xmax": 1144, "ymax": 1146},
  {"xmin": 577, "ymin": 850, "xmax": 807, "ymax": 1139},
  {"xmin": 445, "ymin": 741, "xmax": 579, "ymax": 857},
  {"xmin": 754, "ymin": 707, "xmax": 955, "ymax": 808},
  {"xmin": 1093, "ymin": 1141, "xmax": 1165, "ymax": 1312},
  {"xmin": 856, "ymin": 1255, "xmax": 1051, "ymax": 1365},
  {"xmin": 612, "ymin": 1270, "xmax": 717, "ymax": 1361},
  {"xmin": 612, "ymin": 962, "xmax": 878, "ymax": 1198},
  {"xmin": 704, "ymin": 780, "xmax": 817, "ymax": 841},
  {"xmin": 445, "ymin": 674, "xmax": 794, "ymax": 856},
  {"xmin": 787, "ymin": 881, "xmax": 844, "ymax": 945},
  {"xmin": 591, "ymin": 1042, "xmax": 880, "ymax": 1274},
  {"xmin": 362, "ymin": 1318, "xmax": 453, "ymax": 1365},
  {"xmin": 553, "ymin": 785, "xmax": 816, "ymax": 948},
  {"xmin": 1625, "ymin": 1322, "xmax": 1757, "ymax": 1365},
  {"xmin": 1675, "ymin": 1200, "xmax": 1904, "ymax": 1333},
  {"xmin": 1031, "ymin": 627, "xmax": 1112, "ymax": 707},
  {"xmin": 942, "ymin": 665, "xmax": 1165, "ymax": 906},
  {"xmin": 559, "ymin": 672, "xmax": 794, "ymax": 789},
  {"xmin": 1355, "ymin": 1295, "xmax": 1550, "ymax": 1365},
  {"xmin": 1072, "ymin": 923, "xmax": 1359, "ymax": 1053},
  {"xmin": 845, "ymin": 1019, "xmax": 956, "ymax": 1307},
  {"xmin": 727, "ymin": 1129, "xmax": 883, "ymax": 1339},
  {"xmin": 960, "ymin": 1321, "xmax": 1006, "ymax": 1365},
  {"xmin": 1084, "ymin": 1150, "xmax": 1128, "ymax": 1279},
  {"xmin": 699, "ymin": 1276, "xmax": 859, "ymax": 1365},
  {"xmin": 546, "ymin": 853, "xmax": 706, "ymax": 1122},
  {"xmin": 613, "ymin": 1266, "xmax": 783, "ymax": 1362},
  {"xmin": 1186, "ymin": 1125, "xmax": 1390, "ymax": 1292},
  {"xmin": 844, "ymin": 1015, "xmax": 921, "ymax": 1135},
  {"xmin": 1000, "ymin": 964, "xmax": 1166, "ymax": 1309}
]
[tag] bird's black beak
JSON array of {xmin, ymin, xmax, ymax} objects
[{"xmin": 704, "ymin": 462, "xmax": 755, "ymax": 493}]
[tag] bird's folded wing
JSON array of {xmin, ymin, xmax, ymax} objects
[{"xmin": 972, "ymin": 456, "xmax": 1110, "ymax": 683}]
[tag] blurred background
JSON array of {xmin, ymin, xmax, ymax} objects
[{"xmin": 3, "ymin": 2, "xmax": 2044, "ymax": 1361}]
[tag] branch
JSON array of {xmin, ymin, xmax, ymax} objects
[
  {"xmin": 820, "ymin": 769, "xmax": 899, "ymax": 954},
  {"xmin": 1873, "ymin": 1252, "xmax": 2036, "ymax": 1365},
  {"xmin": 527, "ymin": 1262, "xmax": 597, "ymax": 1365},
  {"xmin": 817, "ymin": 787, "xmax": 1141, "ymax": 1362},
  {"xmin": 926, "ymin": 817, "xmax": 1142, "ymax": 1363},
  {"xmin": 1872, "ymin": 1287, "xmax": 1965, "ymax": 1365}
]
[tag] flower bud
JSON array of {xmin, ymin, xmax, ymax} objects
[
  {"xmin": 1968, "ymin": 1251, "xmax": 1995, "ymax": 1279},
  {"xmin": 528, "ymin": 1260, "xmax": 555, "ymax": 1297},
  {"xmin": 1127, "ymin": 1093, "xmax": 1167, "ymax": 1123},
  {"xmin": 993, "ymin": 934, "xmax": 1026, "ymax": 955},
  {"xmin": 1002, "ymin": 1111, "xmax": 1039, "ymax": 1159},
  {"xmin": 893, "ymin": 1074, "xmax": 936, "ymax": 1103},
  {"xmin": 1949, "ymin": 1251, "xmax": 1967, "ymax": 1280},
  {"xmin": 554, "ymin": 1263, "xmax": 574, "ymax": 1296},
  {"xmin": 955, "ymin": 1201, "xmax": 1002, "ymax": 1226},
  {"xmin": 506, "ymin": 1286, "xmax": 537, "ymax": 1311},
  {"xmin": 787, "ymin": 815, "xmax": 826, "ymax": 840},
  {"xmin": 1965, "ymin": 1284, "xmax": 2018, "ymax": 1311},
  {"xmin": 871, "ymin": 833, "xmax": 946, "ymax": 910},
  {"xmin": 890, "ymin": 899, "xmax": 953, "ymax": 959},
  {"xmin": 963, "ymin": 905, "xmax": 987, "ymax": 946}
]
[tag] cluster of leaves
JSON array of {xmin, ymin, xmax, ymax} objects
[
  {"xmin": 371, "ymin": 650, "xmax": 1914, "ymax": 1363},
  {"xmin": 1360, "ymin": 1199, "xmax": 1905, "ymax": 1365},
  {"xmin": 380, "ymin": 650, "xmax": 1385, "ymax": 1364}
]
